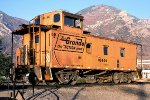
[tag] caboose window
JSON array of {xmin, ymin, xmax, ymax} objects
[
  {"xmin": 35, "ymin": 35, "xmax": 39, "ymax": 43},
  {"xmin": 35, "ymin": 16, "xmax": 40, "ymax": 24},
  {"xmin": 64, "ymin": 16, "xmax": 82, "ymax": 28},
  {"xmin": 64, "ymin": 16, "xmax": 74, "ymax": 27},
  {"xmin": 86, "ymin": 43, "xmax": 92, "ymax": 54},
  {"xmin": 120, "ymin": 48, "xmax": 125, "ymax": 57},
  {"xmin": 103, "ymin": 46, "xmax": 108, "ymax": 55},
  {"xmin": 75, "ymin": 19, "xmax": 81, "ymax": 28},
  {"xmin": 54, "ymin": 14, "xmax": 60, "ymax": 22}
]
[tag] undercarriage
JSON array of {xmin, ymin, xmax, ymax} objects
[{"xmin": 14, "ymin": 66, "xmax": 139, "ymax": 85}]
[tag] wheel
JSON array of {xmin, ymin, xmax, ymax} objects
[
  {"xmin": 120, "ymin": 73, "xmax": 128, "ymax": 83},
  {"xmin": 127, "ymin": 78, "xmax": 132, "ymax": 83},
  {"xmin": 127, "ymin": 73, "xmax": 133, "ymax": 83},
  {"xmin": 112, "ymin": 72, "xmax": 120, "ymax": 84},
  {"xmin": 56, "ymin": 70, "xmax": 73, "ymax": 85},
  {"xmin": 96, "ymin": 78, "xmax": 104, "ymax": 84},
  {"xmin": 70, "ymin": 78, "xmax": 78, "ymax": 85},
  {"xmin": 55, "ymin": 70, "xmax": 79, "ymax": 85},
  {"xmin": 70, "ymin": 71, "xmax": 79, "ymax": 85}
]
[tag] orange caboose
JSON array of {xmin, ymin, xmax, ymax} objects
[{"xmin": 13, "ymin": 10, "xmax": 140, "ymax": 85}]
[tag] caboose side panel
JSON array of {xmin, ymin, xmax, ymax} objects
[
  {"xmin": 39, "ymin": 11, "xmax": 63, "ymax": 27},
  {"xmin": 51, "ymin": 31, "xmax": 85, "ymax": 68},
  {"xmin": 82, "ymin": 35, "xmax": 137, "ymax": 71}
]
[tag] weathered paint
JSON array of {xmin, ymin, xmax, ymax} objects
[{"xmin": 15, "ymin": 10, "xmax": 137, "ymax": 81}]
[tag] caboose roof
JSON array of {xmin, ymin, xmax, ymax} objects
[
  {"xmin": 62, "ymin": 11, "xmax": 84, "ymax": 20},
  {"xmin": 12, "ymin": 24, "xmax": 54, "ymax": 35},
  {"xmin": 84, "ymin": 34, "xmax": 139, "ymax": 46},
  {"xmin": 32, "ymin": 10, "xmax": 84, "ymax": 21}
]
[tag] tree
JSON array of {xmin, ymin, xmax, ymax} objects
[
  {"xmin": 0, "ymin": 53, "xmax": 11, "ymax": 83},
  {"xmin": 0, "ymin": 37, "xmax": 11, "ymax": 84}
]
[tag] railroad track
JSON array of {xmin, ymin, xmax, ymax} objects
[
  {"xmin": 1, "ymin": 81, "xmax": 150, "ymax": 91},
  {"xmin": 31, "ymin": 82, "xmax": 150, "ymax": 89},
  {"xmin": 1, "ymin": 81, "xmax": 150, "ymax": 100}
]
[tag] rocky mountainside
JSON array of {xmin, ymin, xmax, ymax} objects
[
  {"xmin": 1, "ymin": 5, "xmax": 150, "ymax": 59},
  {"xmin": 0, "ymin": 11, "xmax": 28, "ymax": 54},
  {"xmin": 78, "ymin": 5, "xmax": 150, "ymax": 59}
]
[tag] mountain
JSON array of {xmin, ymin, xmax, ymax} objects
[
  {"xmin": 0, "ymin": 11, "xmax": 28, "ymax": 54},
  {"xmin": 78, "ymin": 5, "xmax": 150, "ymax": 59},
  {"xmin": 1, "ymin": 5, "xmax": 150, "ymax": 59}
]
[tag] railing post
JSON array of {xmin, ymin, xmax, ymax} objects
[{"xmin": 11, "ymin": 32, "xmax": 16, "ymax": 99}]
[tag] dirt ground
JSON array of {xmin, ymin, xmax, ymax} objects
[
  {"xmin": 22, "ymin": 83, "xmax": 150, "ymax": 100},
  {"xmin": 0, "ymin": 83, "xmax": 150, "ymax": 100}
]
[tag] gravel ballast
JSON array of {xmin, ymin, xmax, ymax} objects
[{"xmin": 23, "ymin": 83, "xmax": 150, "ymax": 100}]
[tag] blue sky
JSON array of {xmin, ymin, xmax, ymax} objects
[{"xmin": 0, "ymin": 0, "xmax": 150, "ymax": 20}]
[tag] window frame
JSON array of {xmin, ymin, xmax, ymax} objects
[
  {"xmin": 86, "ymin": 43, "xmax": 92, "ymax": 54},
  {"xmin": 103, "ymin": 45, "xmax": 108, "ymax": 55},
  {"xmin": 64, "ymin": 16, "xmax": 75, "ymax": 27},
  {"xmin": 120, "ymin": 48, "xmax": 125, "ymax": 57},
  {"xmin": 64, "ymin": 16, "xmax": 82, "ymax": 28},
  {"xmin": 35, "ymin": 16, "xmax": 40, "ymax": 25},
  {"xmin": 54, "ymin": 13, "xmax": 60, "ymax": 22},
  {"xmin": 35, "ymin": 35, "xmax": 39, "ymax": 43}
]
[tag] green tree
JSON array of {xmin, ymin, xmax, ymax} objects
[
  {"xmin": 0, "ymin": 53, "xmax": 11, "ymax": 83},
  {"xmin": 0, "ymin": 38, "xmax": 11, "ymax": 84}
]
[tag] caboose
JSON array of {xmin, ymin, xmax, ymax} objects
[{"xmin": 12, "ymin": 10, "xmax": 140, "ymax": 85}]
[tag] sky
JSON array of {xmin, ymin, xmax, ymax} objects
[{"xmin": 0, "ymin": 0, "xmax": 150, "ymax": 21}]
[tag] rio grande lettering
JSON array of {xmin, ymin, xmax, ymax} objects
[
  {"xmin": 60, "ymin": 36, "xmax": 85, "ymax": 46},
  {"xmin": 55, "ymin": 34, "xmax": 86, "ymax": 53}
]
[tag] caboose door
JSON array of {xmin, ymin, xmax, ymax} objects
[
  {"xmin": 34, "ymin": 33, "xmax": 40, "ymax": 65},
  {"xmin": 28, "ymin": 26, "xmax": 40, "ymax": 65}
]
